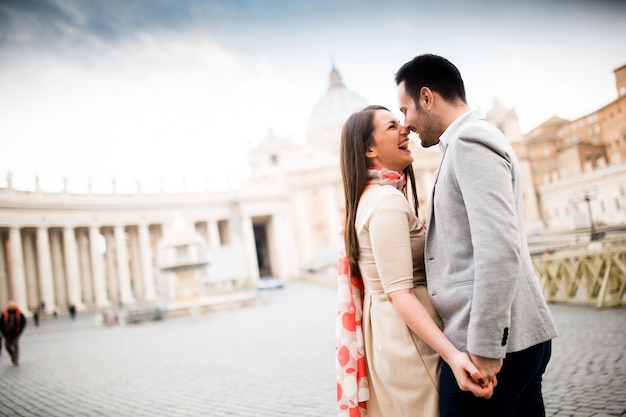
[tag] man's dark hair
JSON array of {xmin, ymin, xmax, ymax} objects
[{"xmin": 394, "ymin": 54, "xmax": 467, "ymax": 105}]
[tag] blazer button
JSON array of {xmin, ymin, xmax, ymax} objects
[{"xmin": 501, "ymin": 327, "xmax": 509, "ymax": 346}]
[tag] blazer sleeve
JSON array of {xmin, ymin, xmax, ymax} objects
[{"xmin": 452, "ymin": 128, "xmax": 521, "ymax": 358}]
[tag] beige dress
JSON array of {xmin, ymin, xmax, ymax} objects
[{"xmin": 356, "ymin": 185, "xmax": 442, "ymax": 417}]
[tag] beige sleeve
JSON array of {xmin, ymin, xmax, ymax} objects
[{"xmin": 368, "ymin": 193, "xmax": 415, "ymax": 293}]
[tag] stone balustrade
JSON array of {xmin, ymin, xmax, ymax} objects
[{"xmin": 532, "ymin": 241, "xmax": 626, "ymax": 308}]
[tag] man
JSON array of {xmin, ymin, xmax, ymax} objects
[
  {"xmin": 395, "ymin": 54, "xmax": 558, "ymax": 417},
  {"xmin": 0, "ymin": 300, "xmax": 27, "ymax": 366}
]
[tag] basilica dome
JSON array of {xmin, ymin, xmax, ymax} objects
[{"xmin": 306, "ymin": 66, "xmax": 368, "ymax": 148}]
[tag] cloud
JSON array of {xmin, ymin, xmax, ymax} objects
[
  {"xmin": 0, "ymin": 28, "xmax": 306, "ymax": 192},
  {"xmin": 1, "ymin": 0, "xmax": 625, "ymax": 192},
  {"xmin": 1, "ymin": 0, "xmax": 200, "ymax": 47}
]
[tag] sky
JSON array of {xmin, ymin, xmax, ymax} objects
[{"xmin": 1, "ymin": 0, "xmax": 625, "ymax": 193}]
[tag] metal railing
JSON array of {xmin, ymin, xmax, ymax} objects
[{"xmin": 532, "ymin": 242, "xmax": 626, "ymax": 308}]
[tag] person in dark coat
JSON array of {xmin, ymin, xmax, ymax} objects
[
  {"xmin": 0, "ymin": 300, "xmax": 27, "ymax": 366},
  {"xmin": 68, "ymin": 303, "xmax": 77, "ymax": 320},
  {"xmin": 32, "ymin": 307, "xmax": 40, "ymax": 327}
]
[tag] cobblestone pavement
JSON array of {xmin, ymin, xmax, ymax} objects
[{"xmin": 0, "ymin": 281, "xmax": 624, "ymax": 417}]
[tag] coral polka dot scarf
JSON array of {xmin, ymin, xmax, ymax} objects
[
  {"xmin": 336, "ymin": 167, "xmax": 405, "ymax": 416},
  {"xmin": 364, "ymin": 166, "xmax": 406, "ymax": 190},
  {"xmin": 336, "ymin": 230, "xmax": 368, "ymax": 416}
]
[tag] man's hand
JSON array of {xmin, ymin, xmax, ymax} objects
[
  {"xmin": 469, "ymin": 353, "xmax": 503, "ymax": 387},
  {"xmin": 448, "ymin": 352, "xmax": 495, "ymax": 398}
]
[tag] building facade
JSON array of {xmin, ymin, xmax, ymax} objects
[
  {"xmin": 519, "ymin": 63, "xmax": 626, "ymax": 231},
  {"xmin": 2, "ymin": 63, "xmax": 625, "ymax": 315}
]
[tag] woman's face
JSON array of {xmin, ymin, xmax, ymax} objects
[{"xmin": 366, "ymin": 109, "xmax": 413, "ymax": 172}]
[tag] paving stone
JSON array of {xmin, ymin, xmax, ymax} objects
[{"xmin": 0, "ymin": 281, "xmax": 624, "ymax": 416}]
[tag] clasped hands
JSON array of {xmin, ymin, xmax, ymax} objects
[{"xmin": 449, "ymin": 352, "xmax": 502, "ymax": 399}]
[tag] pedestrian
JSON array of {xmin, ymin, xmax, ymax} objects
[
  {"xmin": 0, "ymin": 300, "xmax": 27, "ymax": 366},
  {"xmin": 33, "ymin": 306, "xmax": 40, "ymax": 327},
  {"xmin": 69, "ymin": 303, "xmax": 76, "ymax": 320},
  {"xmin": 394, "ymin": 53, "xmax": 558, "ymax": 417},
  {"xmin": 336, "ymin": 105, "xmax": 493, "ymax": 417}
]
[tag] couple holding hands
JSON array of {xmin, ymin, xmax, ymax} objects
[{"xmin": 336, "ymin": 54, "xmax": 558, "ymax": 417}]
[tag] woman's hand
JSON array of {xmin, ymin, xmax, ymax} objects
[
  {"xmin": 469, "ymin": 353, "xmax": 503, "ymax": 387},
  {"xmin": 447, "ymin": 351, "xmax": 496, "ymax": 398}
]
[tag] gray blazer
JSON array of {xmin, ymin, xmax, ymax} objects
[{"xmin": 425, "ymin": 111, "xmax": 557, "ymax": 358}]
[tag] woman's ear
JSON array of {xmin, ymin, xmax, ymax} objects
[{"xmin": 365, "ymin": 146, "xmax": 377, "ymax": 159}]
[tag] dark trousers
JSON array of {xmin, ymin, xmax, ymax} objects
[
  {"xmin": 4, "ymin": 336, "xmax": 20, "ymax": 364},
  {"xmin": 440, "ymin": 340, "xmax": 552, "ymax": 417}
]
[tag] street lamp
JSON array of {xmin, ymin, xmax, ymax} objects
[
  {"xmin": 584, "ymin": 191, "xmax": 604, "ymax": 241},
  {"xmin": 584, "ymin": 192, "xmax": 596, "ymax": 240}
]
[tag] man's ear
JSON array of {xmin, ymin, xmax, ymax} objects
[{"xmin": 420, "ymin": 87, "xmax": 434, "ymax": 110}]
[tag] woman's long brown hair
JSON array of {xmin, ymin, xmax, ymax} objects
[{"xmin": 339, "ymin": 105, "xmax": 419, "ymax": 277}]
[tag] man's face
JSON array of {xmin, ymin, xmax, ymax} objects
[{"xmin": 397, "ymin": 81, "xmax": 440, "ymax": 148}]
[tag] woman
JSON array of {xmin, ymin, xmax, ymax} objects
[{"xmin": 336, "ymin": 105, "xmax": 493, "ymax": 416}]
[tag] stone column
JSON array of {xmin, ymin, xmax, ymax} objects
[
  {"xmin": 50, "ymin": 230, "xmax": 67, "ymax": 311},
  {"xmin": 22, "ymin": 231, "xmax": 39, "ymax": 309},
  {"xmin": 0, "ymin": 233, "xmax": 10, "ymax": 307},
  {"xmin": 63, "ymin": 227, "xmax": 83, "ymax": 309},
  {"xmin": 8, "ymin": 227, "xmax": 29, "ymax": 312},
  {"xmin": 228, "ymin": 212, "xmax": 242, "ymax": 246},
  {"xmin": 104, "ymin": 229, "xmax": 118, "ymax": 305},
  {"xmin": 76, "ymin": 229, "xmax": 93, "ymax": 306},
  {"xmin": 89, "ymin": 226, "xmax": 109, "ymax": 307},
  {"xmin": 208, "ymin": 220, "xmax": 221, "ymax": 248},
  {"xmin": 114, "ymin": 225, "xmax": 134, "ymax": 305},
  {"xmin": 138, "ymin": 223, "xmax": 157, "ymax": 301},
  {"xmin": 128, "ymin": 227, "xmax": 143, "ymax": 300},
  {"xmin": 240, "ymin": 216, "xmax": 260, "ymax": 286},
  {"xmin": 270, "ymin": 211, "xmax": 299, "ymax": 281},
  {"xmin": 35, "ymin": 227, "xmax": 55, "ymax": 312},
  {"xmin": 150, "ymin": 225, "xmax": 164, "ymax": 296}
]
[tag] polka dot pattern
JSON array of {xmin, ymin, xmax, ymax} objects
[{"xmin": 336, "ymin": 232, "xmax": 369, "ymax": 416}]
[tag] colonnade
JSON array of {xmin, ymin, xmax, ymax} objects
[
  {"xmin": 0, "ymin": 223, "xmax": 166, "ymax": 315},
  {"xmin": 0, "ymin": 178, "xmax": 314, "ymax": 315}
]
